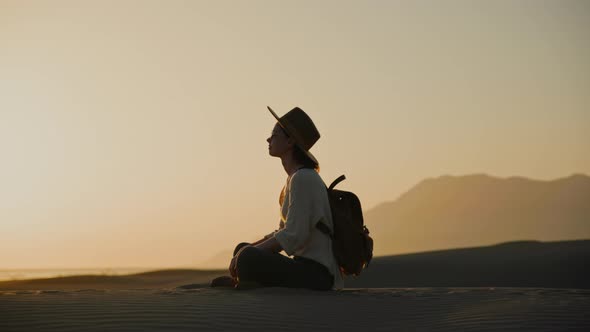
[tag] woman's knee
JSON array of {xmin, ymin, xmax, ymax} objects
[
  {"xmin": 236, "ymin": 246, "xmax": 263, "ymax": 278},
  {"xmin": 236, "ymin": 246, "xmax": 260, "ymax": 266},
  {"xmin": 233, "ymin": 242, "xmax": 250, "ymax": 256}
]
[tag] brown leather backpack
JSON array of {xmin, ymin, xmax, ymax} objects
[{"xmin": 316, "ymin": 175, "xmax": 374, "ymax": 276}]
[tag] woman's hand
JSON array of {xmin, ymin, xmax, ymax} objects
[{"xmin": 229, "ymin": 255, "xmax": 238, "ymax": 278}]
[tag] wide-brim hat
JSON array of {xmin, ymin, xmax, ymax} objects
[{"xmin": 267, "ymin": 106, "xmax": 320, "ymax": 166}]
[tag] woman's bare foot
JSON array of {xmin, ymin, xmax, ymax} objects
[{"xmin": 210, "ymin": 275, "xmax": 237, "ymax": 288}]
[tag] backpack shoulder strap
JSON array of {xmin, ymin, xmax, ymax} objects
[
  {"xmin": 317, "ymin": 175, "xmax": 346, "ymax": 237},
  {"xmin": 328, "ymin": 175, "xmax": 346, "ymax": 191}
]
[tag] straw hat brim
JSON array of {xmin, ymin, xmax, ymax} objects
[{"xmin": 267, "ymin": 106, "xmax": 319, "ymax": 166}]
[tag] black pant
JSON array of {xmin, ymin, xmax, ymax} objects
[{"xmin": 233, "ymin": 243, "xmax": 334, "ymax": 291}]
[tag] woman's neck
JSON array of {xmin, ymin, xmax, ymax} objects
[{"xmin": 281, "ymin": 154, "xmax": 304, "ymax": 176}]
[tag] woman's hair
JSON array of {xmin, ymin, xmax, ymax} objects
[
  {"xmin": 279, "ymin": 126, "xmax": 320, "ymax": 172},
  {"xmin": 293, "ymin": 145, "xmax": 320, "ymax": 172}
]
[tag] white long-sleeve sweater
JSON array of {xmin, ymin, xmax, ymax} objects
[{"xmin": 273, "ymin": 168, "xmax": 344, "ymax": 290}]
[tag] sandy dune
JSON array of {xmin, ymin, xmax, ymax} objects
[
  {"xmin": 1, "ymin": 287, "xmax": 589, "ymax": 331},
  {"xmin": 2, "ymin": 240, "xmax": 589, "ymax": 331},
  {"xmin": 348, "ymin": 240, "xmax": 590, "ymax": 289},
  {"xmin": 2, "ymin": 240, "xmax": 587, "ymax": 291},
  {"xmin": 0, "ymin": 269, "xmax": 225, "ymax": 291}
]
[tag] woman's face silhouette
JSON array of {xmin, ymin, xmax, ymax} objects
[{"xmin": 267, "ymin": 123, "xmax": 292, "ymax": 158}]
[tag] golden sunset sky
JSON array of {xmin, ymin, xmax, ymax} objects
[{"xmin": 1, "ymin": 0, "xmax": 588, "ymax": 269}]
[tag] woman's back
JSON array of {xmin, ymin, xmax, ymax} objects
[{"xmin": 274, "ymin": 168, "xmax": 344, "ymax": 289}]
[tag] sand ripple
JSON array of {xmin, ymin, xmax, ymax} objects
[{"xmin": 1, "ymin": 287, "xmax": 588, "ymax": 331}]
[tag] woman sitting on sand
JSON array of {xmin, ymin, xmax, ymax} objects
[{"xmin": 211, "ymin": 106, "xmax": 343, "ymax": 290}]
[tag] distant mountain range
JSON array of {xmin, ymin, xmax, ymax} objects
[{"xmin": 366, "ymin": 174, "xmax": 590, "ymax": 256}]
